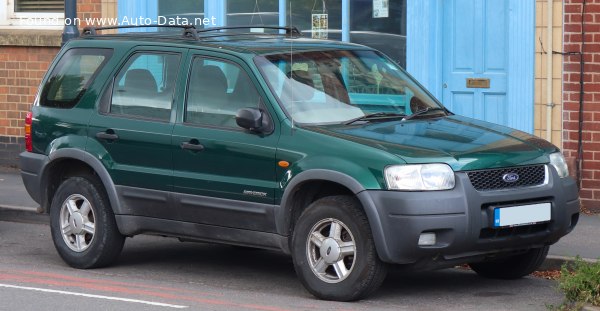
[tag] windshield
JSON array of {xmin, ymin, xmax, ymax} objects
[{"xmin": 255, "ymin": 49, "xmax": 444, "ymax": 125}]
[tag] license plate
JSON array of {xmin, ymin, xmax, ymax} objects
[{"xmin": 493, "ymin": 203, "xmax": 551, "ymax": 228}]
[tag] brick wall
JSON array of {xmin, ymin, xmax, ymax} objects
[
  {"xmin": 0, "ymin": 0, "xmax": 103, "ymax": 167},
  {"xmin": 563, "ymin": 0, "xmax": 600, "ymax": 211}
]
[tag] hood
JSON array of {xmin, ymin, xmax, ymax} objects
[{"xmin": 308, "ymin": 115, "xmax": 557, "ymax": 171}]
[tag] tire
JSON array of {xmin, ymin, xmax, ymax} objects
[
  {"xmin": 469, "ymin": 246, "xmax": 549, "ymax": 279},
  {"xmin": 50, "ymin": 176, "xmax": 125, "ymax": 269},
  {"xmin": 291, "ymin": 195, "xmax": 387, "ymax": 301}
]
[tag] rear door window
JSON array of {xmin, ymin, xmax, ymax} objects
[
  {"xmin": 110, "ymin": 52, "xmax": 181, "ymax": 121},
  {"xmin": 40, "ymin": 48, "xmax": 112, "ymax": 109}
]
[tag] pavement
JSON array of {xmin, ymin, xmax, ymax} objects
[{"xmin": 1, "ymin": 168, "xmax": 599, "ymax": 268}]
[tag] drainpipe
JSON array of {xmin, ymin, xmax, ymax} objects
[
  {"xmin": 279, "ymin": 0, "xmax": 286, "ymax": 27},
  {"xmin": 62, "ymin": 0, "xmax": 79, "ymax": 45},
  {"xmin": 342, "ymin": 0, "xmax": 350, "ymax": 42},
  {"xmin": 545, "ymin": 0, "xmax": 554, "ymax": 142}
]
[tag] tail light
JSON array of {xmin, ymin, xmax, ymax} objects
[{"xmin": 25, "ymin": 112, "xmax": 32, "ymax": 152}]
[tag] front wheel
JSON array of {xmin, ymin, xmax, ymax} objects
[
  {"xmin": 291, "ymin": 195, "xmax": 387, "ymax": 301},
  {"xmin": 469, "ymin": 246, "xmax": 549, "ymax": 279},
  {"xmin": 50, "ymin": 176, "xmax": 125, "ymax": 269}
]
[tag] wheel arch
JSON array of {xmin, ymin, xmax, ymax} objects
[
  {"xmin": 40, "ymin": 148, "xmax": 122, "ymax": 216},
  {"xmin": 277, "ymin": 169, "xmax": 392, "ymax": 260}
]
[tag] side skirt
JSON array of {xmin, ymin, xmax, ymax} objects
[{"xmin": 115, "ymin": 215, "xmax": 290, "ymax": 253}]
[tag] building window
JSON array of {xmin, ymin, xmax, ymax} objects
[
  {"xmin": 350, "ymin": 0, "xmax": 406, "ymax": 68},
  {"xmin": 0, "ymin": 0, "xmax": 64, "ymax": 28},
  {"xmin": 15, "ymin": 0, "xmax": 64, "ymax": 12},
  {"xmin": 158, "ymin": 0, "xmax": 204, "ymax": 27},
  {"xmin": 227, "ymin": 0, "xmax": 278, "ymax": 26}
]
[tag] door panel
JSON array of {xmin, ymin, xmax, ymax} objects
[
  {"xmin": 443, "ymin": 0, "xmax": 508, "ymax": 126},
  {"xmin": 88, "ymin": 48, "xmax": 186, "ymax": 219},
  {"xmin": 172, "ymin": 54, "xmax": 279, "ymax": 231}
]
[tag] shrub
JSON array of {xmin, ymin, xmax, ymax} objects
[{"xmin": 558, "ymin": 257, "xmax": 600, "ymax": 307}]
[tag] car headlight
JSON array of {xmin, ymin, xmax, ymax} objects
[
  {"xmin": 385, "ymin": 164, "xmax": 455, "ymax": 191},
  {"xmin": 549, "ymin": 152, "xmax": 569, "ymax": 178}
]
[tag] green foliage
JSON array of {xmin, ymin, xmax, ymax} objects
[{"xmin": 558, "ymin": 257, "xmax": 600, "ymax": 307}]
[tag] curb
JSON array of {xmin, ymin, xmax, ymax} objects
[
  {"xmin": 0, "ymin": 204, "xmax": 48, "ymax": 224},
  {"xmin": 538, "ymin": 255, "xmax": 599, "ymax": 271}
]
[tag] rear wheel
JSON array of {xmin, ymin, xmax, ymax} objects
[
  {"xmin": 291, "ymin": 195, "xmax": 387, "ymax": 301},
  {"xmin": 50, "ymin": 176, "xmax": 125, "ymax": 269},
  {"xmin": 469, "ymin": 246, "xmax": 549, "ymax": 279}
]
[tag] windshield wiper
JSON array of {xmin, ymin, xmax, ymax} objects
[
  {"xmin": 344, "ymin": 112, "xmax": 406, "ymax": 125},
  {"xmin": 402, "ymin": 107, "xmax": 447, "ymax": 121}
]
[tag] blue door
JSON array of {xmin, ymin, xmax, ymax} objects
[{"xmin": 440, "ymin": 0, "xmax": 534, "ymax": 132}]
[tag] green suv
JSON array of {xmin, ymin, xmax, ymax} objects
[{"xmin": 20, "ymin": 26, "xmax": 580, "ymax": 301}]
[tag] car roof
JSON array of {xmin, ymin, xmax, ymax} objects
[{"xmin": 77, "ymin": 31, "xmax": 370, "ymax": 56}]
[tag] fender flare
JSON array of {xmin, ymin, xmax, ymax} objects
[
  {"xmin": 40, "ymin": 148, "xmax": 122, "ymax": 215},
  {"xmin": 276, "ymin": 169, "xmax": 393, "ymax": 261}
]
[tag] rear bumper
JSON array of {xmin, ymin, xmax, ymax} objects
[
  {"xmin": 360, "ymin": 165, "xmax": 580, "ymax": 266},
  {"xmin": 19, "ymin": 151, "xmax": 48, "ymax": 205}
]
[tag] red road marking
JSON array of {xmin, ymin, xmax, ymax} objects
[
  {"xmin": 17, "ymin": 270, "xmax": 220, "ymax": 297},
  {"xmin": 0, "ymin": 272, "xmax": 292, "ymax": 311}
]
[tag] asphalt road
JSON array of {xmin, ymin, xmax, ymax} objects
[{"xmin": 0, "ymin": 217, "xmax": 566, "ymax": 311}]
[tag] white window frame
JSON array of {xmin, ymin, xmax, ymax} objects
[{"xmin": 0, "ymin": 0, "xmax": 64, "ymax": 29}]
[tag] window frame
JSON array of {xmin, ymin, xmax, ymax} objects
[
  {"xmin": 183, "ymin": 55, "xmax": 271, "ymax": 132},
  {"xmin": 105, "ymin": 50, "xmax": 183, "ymax": 123},
  {"xmin": 0, "ymin": 0, "xmax": 64, "ymax": 29}
]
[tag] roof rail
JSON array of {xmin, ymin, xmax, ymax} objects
[
  {"xmin": 195, "ymin": 26, "xmax": 302, "ymax": 37},
  {"xmin": 82, "ymin": 25, "xmax": 199, "ymax": 40},
  {"xmin": 81, "ymin": 25, "xmax": 301, "ymax": 40}
]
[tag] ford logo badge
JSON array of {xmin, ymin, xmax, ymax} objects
[{"xmin": 502, "ymin": 173, "xmax": 520, "ymax": 183}]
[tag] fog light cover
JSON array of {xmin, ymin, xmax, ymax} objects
[{"xmin": 418, "ymin": 232, "xmax": 436, "ymax": 246}]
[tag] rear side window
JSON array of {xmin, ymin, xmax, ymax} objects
[
  {"xmin": 110, "ymin": 52, "xmax": 181, "ymax": 121},
  {"xmin": 40, "ymin": 48, "xmax": 112, "ymax": 109}
]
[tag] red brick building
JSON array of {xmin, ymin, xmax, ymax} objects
[
  {"xmin": 0, "ymin": 0, "xmax": 104, "ymax": 165},
  {"xmin": 563, "ymin": 0, "xmax": 600, "ymax": 211}
]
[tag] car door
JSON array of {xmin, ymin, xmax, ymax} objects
[
  {"xmin": 87, "ymin": 47, "xmax": 186, "ymax": 219},
  {"xmin": 171, "ymin": 52, "xmax": 280, "ymax": 232}
]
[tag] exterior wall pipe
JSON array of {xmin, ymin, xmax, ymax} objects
[
  {"xmin": 205, "ymin": 0, "xmax": 226, "ymax": 27},
  {"xmin": 62, "ymin": 0, "xmax": 79, "ymax": 45},
  {"xmin": 342, "ymin": 0, "xmax": 350, "ymax": 42},
  {"xmin": 546, "ymin": 0, "xmax": 554, "ymax": 141},
  {"xmin": 279, "ymin": 0, "xmax": 286, "ymax": 27}
]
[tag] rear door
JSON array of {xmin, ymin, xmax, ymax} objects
[{"xmin": 88, "ymin": 47, "xmax": 186, "ymax": 219}]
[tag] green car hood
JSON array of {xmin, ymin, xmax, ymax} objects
[{"xmin": 308, "ymin": 115, "xmax": 557, "ymax": 171}]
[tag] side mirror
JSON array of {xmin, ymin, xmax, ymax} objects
[{"xmin": 236, "ymin": 108, "xmax": 264, "ymax": 132}]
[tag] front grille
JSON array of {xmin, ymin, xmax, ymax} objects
[{"xmin": 467, "ymin": 165, "xmax": 546, "ymax": 191}]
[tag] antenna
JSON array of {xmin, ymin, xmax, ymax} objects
[
  {"xmin": 250, "ymin": 0, "xmax": 264, "ymax": 26},
  {"xmin": 289, "ymin": 0, "xmax": 295, "ymax": 130}
]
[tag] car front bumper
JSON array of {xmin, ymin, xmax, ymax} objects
[{"xmin": 358, "ymin": 165, "xmax": 580, "ymax": 266}]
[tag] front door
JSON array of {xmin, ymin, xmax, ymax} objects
[
  {"xmin": 171, "ymin": 53, "xmax": 280, "ymax": 232},
  {"xmin": 442, "ymin": 0, "xmax": 528, "ymax": 129}
]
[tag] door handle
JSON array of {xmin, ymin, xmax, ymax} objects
[
  {"xmin": 180, "ymin": 140, "xmax": 204, "ymax": 152},
  {"xmin": 96, "ymin": 130, "xmax": 119, "ymax": 141}
]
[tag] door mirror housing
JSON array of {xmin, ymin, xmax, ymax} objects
[{"xmin": 236, "ymin": 108, "xmax": 272, "ymax": 133}]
